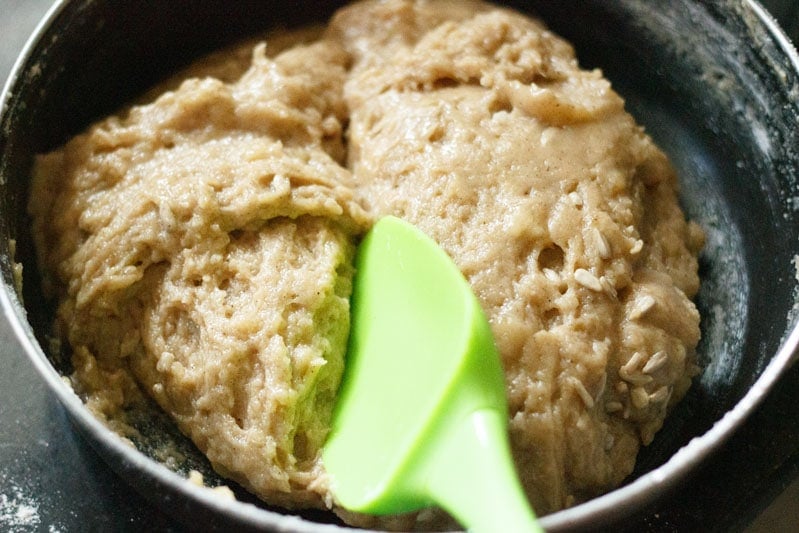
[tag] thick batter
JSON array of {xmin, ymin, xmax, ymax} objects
[{"xmin": 29, "ymin": 0, "xmax": 704, "ymax": 527}]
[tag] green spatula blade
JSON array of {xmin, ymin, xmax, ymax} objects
[{"xmin": 323, "ymin": 216, "xmax": 541, "ymax": 532}]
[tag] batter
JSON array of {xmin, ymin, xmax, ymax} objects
[{"xmin": 29, "ymin": 0, "xmax": 704, "ymax": 527}]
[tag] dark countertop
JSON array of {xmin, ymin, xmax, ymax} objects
[{"xmin": 1, "ymin": 1, "xmax": 798, "ymax": 532}]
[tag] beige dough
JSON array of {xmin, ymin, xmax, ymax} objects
[{"xmin": 29, "ymin": 0, "xmax": 704, "ymax": 527}]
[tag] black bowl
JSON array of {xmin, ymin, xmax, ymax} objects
[{"xmin": 1, "ymin": 1, "xmax": 798, "ymax": 531}]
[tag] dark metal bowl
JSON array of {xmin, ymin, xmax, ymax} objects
[{"xmin": 1, "ymin": 1, "xmax": 798, "ymax": 531}]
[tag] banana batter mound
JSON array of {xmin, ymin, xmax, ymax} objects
[{"xmin": 29, "ymin": 0, "xmax": 704, "ymax": 526}]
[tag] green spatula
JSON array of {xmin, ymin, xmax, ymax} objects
[{"xmin": 323, "ymin": 216, "xmax": 542, "ymax": 532}]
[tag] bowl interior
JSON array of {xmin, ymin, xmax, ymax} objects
[{"xmin": 2, "ymin": 0, "xmax": 798, "ymax": 530}]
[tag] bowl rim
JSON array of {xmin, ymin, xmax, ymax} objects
[{"xmin": 2, "ymin": 0, "xmax": 799, "ymax": 531}]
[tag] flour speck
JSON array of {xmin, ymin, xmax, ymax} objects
[{"xmin": 0, "ymin": 488, "xmax": 41, "ymax": 531}]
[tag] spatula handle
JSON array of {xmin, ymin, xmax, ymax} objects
[{"xmin": 425, "ymin": 408, "xmax": 543, "ymax": 533}]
